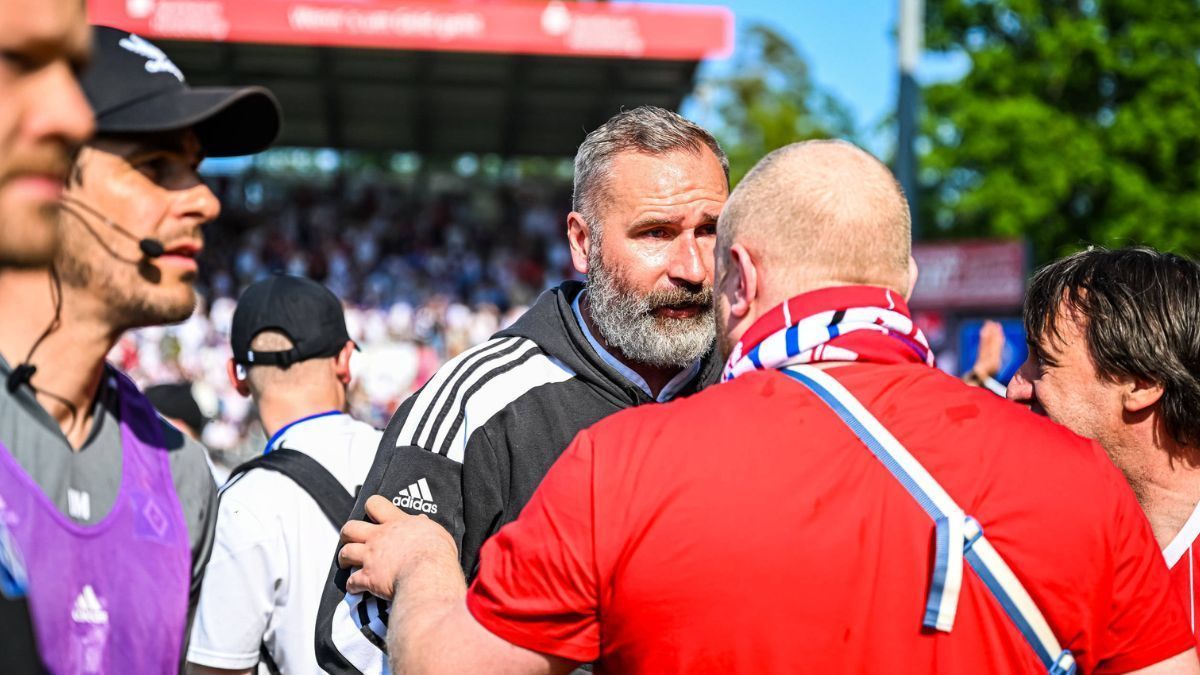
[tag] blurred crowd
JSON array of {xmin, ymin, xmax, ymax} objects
[{"xmin": 115, "ymin": 175, "xmax": 576, "ymax": 469}]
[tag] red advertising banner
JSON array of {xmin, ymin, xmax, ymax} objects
[
  {"xmin": 88, "ymin": 0, "xmax": 734, "ymax": 61},
  {"xmin": 910, "ymin": 240, "xmax": 1028, "ymax": 310}
]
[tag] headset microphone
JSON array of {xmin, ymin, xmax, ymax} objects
[
  {"xmin": 139, "ymin": 238, "xmax": 165, "ymax": 259},
  {"xmin": 60, "ymin": 196, "xmax": 165, "ymax": 259}
]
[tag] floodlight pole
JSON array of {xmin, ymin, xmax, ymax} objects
[{"xmin": 897, "ymin": 0, "xmax": 923, "ymax": 239}]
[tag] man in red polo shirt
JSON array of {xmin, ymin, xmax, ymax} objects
[{"xmin": 339, "ymin": 141, "xmax": 1198, "ymax": 673}]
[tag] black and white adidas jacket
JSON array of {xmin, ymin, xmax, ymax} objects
[{"xmin": 315, "ymin": 281, "xmax": 722, "ymax": 674}]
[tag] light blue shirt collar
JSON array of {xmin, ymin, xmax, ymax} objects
[{"xmin": 572, "ymin": 290, "xmax": 702, "ymax": 403}]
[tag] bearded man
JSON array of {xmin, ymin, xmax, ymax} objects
[
  {"xmin": 316, "ymin": 105, "xmax": 729, "ymax": 674},
  {"xmin": 0, "ymin": 26, "xmax": 280, "ymax": 673}
]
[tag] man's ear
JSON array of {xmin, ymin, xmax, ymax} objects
[
  {"xmin": 1123, "ymin": 378, "xmax": 1164, "ymax": 414},
  {"xmin": 905, "ymin": 255, "xmax": 919, "ymax": 301},
  {"xmin": 566, "ymin": 211, "xmax": 592, "ymax": 276},
  {"xmin": 723, "ymin": 243, "xmax": 758, "ymax": 320},
  {"xmin": 227, "ymin": 359, "xmax": 250, "ymax": 397},
  {"xmin": 334, "ymin": 340, "xmax": 355, "ymax": 386}
]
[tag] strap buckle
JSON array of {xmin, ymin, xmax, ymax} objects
[
  {"xmin": 1049, "ymin": 650, "xmax": 1076, "ymax": 675},
  {"xmin": 964, "ymin": 516, "xmax": 984, "ymax": 552}
]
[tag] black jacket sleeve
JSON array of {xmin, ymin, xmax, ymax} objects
[
  {"xmin": 459, "ymin": 427, "xmax": 507, "ymax": 580},
  {"xmin": 314, "ymin": 394, "xmax": 502, "ymax": 673}
]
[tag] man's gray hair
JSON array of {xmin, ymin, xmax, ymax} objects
[{"xmin": 572, "ymin": 106, "xmax": 728, "ymax": 233}]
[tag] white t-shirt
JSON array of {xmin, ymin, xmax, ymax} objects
[{"xmin": 188, "ymin": 412, "xmax": 382, "ymax": 674}]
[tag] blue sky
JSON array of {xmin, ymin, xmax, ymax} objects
[{"xmin": 655, "ymin": 0, "xmax": 967, "ymax": 156}]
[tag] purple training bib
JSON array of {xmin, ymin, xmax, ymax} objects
[{"xmin": 0, "ymin": 368, "xmax": 190, "ymax": 674}]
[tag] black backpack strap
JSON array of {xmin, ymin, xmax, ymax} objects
[
  {"xmin": 229, "ymin": 449, "xmax": 354, "ymax": 529},
  {"xmin": 227, "ymin": 449, "xmax": 355, "ymax": 673},
  {"xmin": 259, "ymin": 644, "xmax": 282, "ymax": 675}
]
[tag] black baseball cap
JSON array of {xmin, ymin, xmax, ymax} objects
[
  {"xmin": 145, "ymin": 383, "xmax": 207, "ymax": 435},
  {"xmin": 231, "ymin": 275, "xmax": 353, "ymax": 368},
  {"xmin": 81, "ymin": 26, "xmax": 281, "ymax": 157}
]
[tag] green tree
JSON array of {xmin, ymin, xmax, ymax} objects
[
  {"xmin": 699, "ymin": 23, "xmax": 855, "ymax": 186},
  {"xmin": 922, "ymin": 0, "xmax": 1200, "ymax": 261}
]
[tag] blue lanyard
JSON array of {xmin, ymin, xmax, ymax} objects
[{"xmin": 263, "ymin": 410, "xmax": 343, "ymax": 455}]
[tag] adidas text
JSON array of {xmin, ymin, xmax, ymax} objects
[
  {"xmin": 394, "ymin": 478, "xmax": 438, "ymax": 514},
  {"xmin": 393, "ymin": 494, "xmax": 438, "ymax": 514}
]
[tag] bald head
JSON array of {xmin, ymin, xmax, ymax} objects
[
  {"xmin": 717, "ymin": 140, "xmax": 912, "ymax": 297},
  {"xmin": 243, "ymin": 330, "xmax": 338, "ymax": 397}
]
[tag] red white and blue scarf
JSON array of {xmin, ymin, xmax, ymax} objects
[{"xmin": 722, "ymin": 285, "xmax": 934, "ymax": 382}]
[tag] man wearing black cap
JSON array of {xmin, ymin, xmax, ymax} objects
[
  {"xmin": 146, "ymin": 382, "xmax": 209, "ymax": 442},
  {"xmin": 0, "ymin": 25, "xmax": 280, "ymax": 673},
  {"xmin": 188, "ymin": 275, "xmax": 381, "ymax": 675}
]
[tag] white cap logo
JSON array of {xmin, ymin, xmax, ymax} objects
[
  {"xmin": 118, "ymin": 33, "xmax": 185, "ymax": 83},
  {"xmin": 126, "ymin": 0, "xmax": 156, "ymax": 20},
  {"xmin": 540, "ymin": 1, "xmax": 572, "ymax": 37}
]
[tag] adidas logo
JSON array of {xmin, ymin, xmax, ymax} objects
[
  {"xmin": 393, "ymin": 478, "xmax": 438, "ymax": 514},
  {"xmin": 71, "ymin": 585, "xmax": 109, "ymax": 625}
]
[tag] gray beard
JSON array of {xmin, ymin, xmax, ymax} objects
[{"xmin": 586, "ymin": 250, "xmax": 715, "ymax": 369}]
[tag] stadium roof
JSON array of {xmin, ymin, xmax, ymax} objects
[{"xmin": 88, "ymin": 0, "xmax": 734, "ymax": 156}]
